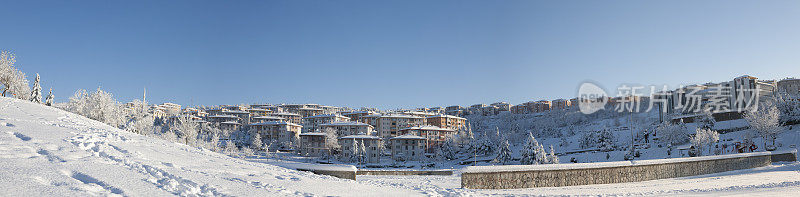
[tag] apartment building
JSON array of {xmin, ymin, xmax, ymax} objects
[
  {"xmin": 268, "ymin": 112, "xmax": 303, "ymax": 125},
  {"xmin": 390, "ymin": 135, "xmax": 426, "ymax": 161},
  {"xmin": 371, "ymin": 114, "xmax": 426, "ymax": 138},
  {"xmin": 425, "ymin": 114, "xmax": 466, "ymax": 130},
  {"xmin": 318, "ymin": 121, "xmax": 374, "ymax": 137},
  {"xmin": 339, "ymin": 135, "xmax": 383, "ymax": 163},
  {"xmin": 397, "ymin": 125, "xmax": 456, "ymax": 153},
  {"xmin": 302, "ymin": 114, "xmax": 351, "ymax": 132},
  {"xmin": 249, "ymin": 121, "xmax": 302, "ymax": 146},
  {"xmin": 299, "ymin": 133, "xmax": 328, "ymax": 157},
  {"xmin": 551, "ymin": 99, "xmax": 571, "ymax": 110}
]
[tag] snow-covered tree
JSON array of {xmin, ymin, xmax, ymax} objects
[
  {"xmin": 29, "ymin": 73, "xmax": 42, "ymax": 103},
  {"xmin": 350, "ymin": 140, "xmax": 360, "ymax": 163},
  {"xmin": 0, "ymin": 51, "xmax": 30, "ymax": 99},
  {"xmin": 358, "ymin": 140, "xmax": 367, "ymax": 164},
  {"xmin": 250, "ymin": 130, "xmax": 263, "ymax": 151},
  {"xmin": 124, "ymin": 99, "xmax": 155, "ymax": 135},
  {"xmin": 437, "ymin": 138, "xmax": 458, "ymax": 160},
  {"xmin": 776, "ymin": 94, "xmax": 800, "ymax": 124},
  {"xmin": 45, "ymin": 88, "xmax": 54, "ymax": 106},
  {"xmin": 547, "ymin": 145, "xmax": 559, "ymax": 164},
  {"xmin": 520, "ymin": 132, "xmax": 540, "ymax": 165},
  {"xmin": 493, "ymin": 140, "xmax": 512, "ymax": 164},
  {"xmin": 696, "ymin": 111, "xmax": 716, "ymax": 130},
  {"xmin": 224, "ymin": 140, "xmax": 238, "ymax": 155},
  {"xmin": 173, "ymin": 115, "xmax": 199, "ymax": 145},
  {"xmin": 691, "ymin": 128, "xmax": 719, "ymax": 156},
  {"xmin": 744, "ymin": 101, "xmax": 782, "ymax": 149},
  {"xmin": 597, "ymin": 129, "xmax": 616, "ymax": 151},
  {"xmin": 657, "ymin": 121, "xmax": 689, "ymax": 147},
  {"xmin": 534, "ymin": 143, "xmax": 548, "ymax": 164},
  {"xmin": 322, "ymin": 128, "xmax": 340, "ymax": 160},
  {"xmin": 65, "ymin": 88, "xmax": 124, "ymax": 128}
]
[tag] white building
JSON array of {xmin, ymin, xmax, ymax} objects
[
  {"xmin": 390, "ymin": 135, "xmax": 426, "ymax": 161},
  {"xmin": 319, "ymin": 121, "xmax": 375, "ymax": 137},
  {"xmin": 302, "ymin": 114, "xmax": 351, "ymax": 132},
  {"xmin": 249, "ymin": 121, "xmax": 302, "ymax": 149},
  {"xmin": 339, "ymin": 135, "xmax": 383, "ymax": 163}
]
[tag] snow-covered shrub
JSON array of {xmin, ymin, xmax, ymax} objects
[{"xmin": 0, "ymin": 51, "xmax": 30, "ymax": 99}]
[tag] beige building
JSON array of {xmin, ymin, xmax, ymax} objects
[
  {"xmin": 299, "ymin": 133, "xmax": 328, "ymax": 157},
  {"xmin": 397, "ymin": 125, "xmax": 456, "ymax": 153},
  {"xmin": 551, "ymin": 99, "xmax": 571, "ymax": 110},
  {"xmin": 268, "ymin": 112, "xmax": 302, "ymax": 125},
  {"xmin": 319, "ymin": 121, "xmax": 375, "ymax": 137},
  {"xmin": 159, "ymin": 103, "xmax": 182, "ymax": 115},
  {"xmin": 425, "ymin": 115, "xmax": 467, "ymax": 130},
  {"xmin": 390, "ymin": 135, "xmax": 426, "ymax": 161},
  {"xmin": 251, "ymin": 115, "xmax": 286, "ymax": 124},
  {"xmin": 302, "ymin": 114, "xmax": 351, "ymax": 132},
  {"xmin": 370, "ymin": 114, "xmax": 426, "ymax": 138},
  {"xmin": 339, "ymin": 135, "xmax": 383, "ymax": 163},
  {"xmin": 342, "ymin": 111, "xmax": 379, "ymax": 122},
  {"xmin": 533, "ymin": 100, "xmax": 552, "ymax": 113},
  {"xmin": 249, "ymin": 121, "xmax": 302, "ymax": 147}
]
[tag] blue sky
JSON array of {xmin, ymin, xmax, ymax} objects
[{"xmin": 1, "ymin": 1, "xmax": 799, "ymax": 109}]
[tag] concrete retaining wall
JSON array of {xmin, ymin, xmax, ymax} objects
[
  {"xmin": 298, "ymin": 169, "xmax": 357, "ymax": 180},
  {"xmin": 462, "ymin": 150, "xmax": 797, "ymax": 189},
  {"xmin": 357, "ymin": 170, "xmax": 453, "ymax": 176}
]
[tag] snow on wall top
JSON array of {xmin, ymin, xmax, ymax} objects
[{"xmin": 463, "ymin": 149, "xmax": 797, "ymax": 173}]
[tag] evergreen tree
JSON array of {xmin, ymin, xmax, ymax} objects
[
  {"xmin": 534, "ymin": 143, "xmax": 548, "ymax": 164},
  {"xmin": 250, "ymin": 131, "xmax": 263, "ymax": 151},
  {"xmin": 351, "ymin": 140, "xmax": 360, "ymax": 163},
  {"xmin": 30, "ymin": 73, "xmax": 42, "ymax": 103},
  {"xmin": 359, "ymin": 140, "xmax": 367, "ymax": 163},
  {"xmin": 45, "ymin": 88, "xmax": 54, "ymax": 106},
  {"xmin": 520, "ymin": 132, "xmax": 540, "ymax": 165},
  {"xmin": 493, "ymin": 140, "xmax": 512, "ymax": 164},
  {"xmin": 548, "ymin": 145, "xmax": 559, "ymax": 164}
]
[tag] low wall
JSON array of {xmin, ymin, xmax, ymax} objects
[
  {"xmin": 297, "ymin": 169, "xmax": 357, "ymax": 180},
  {"xmin": 462, "ymin": 149, "xmax": 797, "ymax": 189},
  {"xmin": 357, "ymin": 170, "xmax": 453, "ymax": 176},
  {"xmin": 251, "ymin": 159, "xmax": 358, "ymax": 180}
]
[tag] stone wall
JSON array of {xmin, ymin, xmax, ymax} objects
[
  {"xmin": 462, "ymin": 150, "xmax": 796, "ymax": 189},
  {"xmin": 357, "ymin": 170, "xmax": 453, "ymax": 176}
]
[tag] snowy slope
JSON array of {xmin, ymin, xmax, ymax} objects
[{"xmin": 0, "ymin": 97, "xmax": 419, "ymax": 196}]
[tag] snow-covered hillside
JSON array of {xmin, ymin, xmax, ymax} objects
[
  {"xmin": 0, "ymin": 97, "xmax": 418, "ymax": 196},
  {"xmin": 5, "ymin": 97, "xmax": 800, "ymax": 196}
]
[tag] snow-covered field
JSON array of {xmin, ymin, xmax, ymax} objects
[{"xmin": 3, "ymin": 96, "xmax": 800, "ymax": 196}]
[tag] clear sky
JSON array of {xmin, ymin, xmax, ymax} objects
[{"xmin": 1, "ymin": 1, "xmax": 799, "ymax": 109}]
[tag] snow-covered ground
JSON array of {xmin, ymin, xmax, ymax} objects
[
  {"xmin": 3, "ymin": 96, "xmax": 800, "ymax": 196},
  {"xmin": 0, "ymin": 97, "xmax": 417, "ymax": 196}
]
